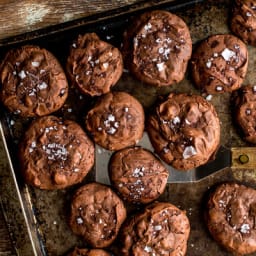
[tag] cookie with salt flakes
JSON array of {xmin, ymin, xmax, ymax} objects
[
  {"xmin": 109, "ymin": 147, "xmax": 168, "ymax": 204},
  {"xmin": 147, "ymin": 93, "xmax": 220, "ymax": 170},
  {"xmin": 19, "ymin": 115, "xmax": 94, "ymax": 189},
  {"xmin": 122, "ymin": 10, "xmax": 192, "ymax": 87},
  {"xmin": 66, "ymin": 33, "xmax": 123, "ymax": 97},
  {"xmin": 0, "ymin": 45, "xmax": 68, "ymax": 117},
  {"xmin": 85, "ymin": 91, "xmax": 145, "ymax": 151},
  {"xmin": 69, "ymin": 183, "xmax": 126, "ymax": 248},
  {"xmin": 206, "ymin": 182, "xmax": 256, "ymax": 255},
  {"xmin": 191, "ymin": 34, "xmax": 248, "ymax": 94},
  {"xmin": 119, "ymin": 202, "xmax": 190, "ymax": 256}
]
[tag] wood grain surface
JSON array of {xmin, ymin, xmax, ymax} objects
[{"xmin": 0, "ymin": 0, "xmax": 145, "ymax": 41}]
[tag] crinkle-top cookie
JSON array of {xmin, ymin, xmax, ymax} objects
[
  {"xmin": 122, "ymin": 10, "xmax": 192, "ymax": 87},
  {"xmin": 0, "ymin": 45, "xmax": 68, "ymax": 117},
  {"xmin": 191, "ymin": 34, "xmax": 248, "ymax": 94},
  {"xmin": 147, "ymin": 93, "xmax": 220, "ymax": 170}
]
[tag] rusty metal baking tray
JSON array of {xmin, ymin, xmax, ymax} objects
[{"xmin": 1, "ymin": 0, "xmax": 256, "ymax": 255}]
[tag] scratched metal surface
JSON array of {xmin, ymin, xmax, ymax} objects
[{"xmin": 1, "ymin": 0, "xmax": 256, "ymax": 255}]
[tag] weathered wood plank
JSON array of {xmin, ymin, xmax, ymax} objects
[{"xmin": 0, "ymin": 0, "xmax": 145, "ymax": 40}]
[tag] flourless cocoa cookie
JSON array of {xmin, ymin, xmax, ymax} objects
[
  {"xmin": 232, "ymin": 85, "xmax": 256, "ymax": 143},
  {"xmin": 69, "ymin": 182, "xmax": 127, "ymax": 248},
  {"xmin": 205, "ymin": 183, "xmax": 256, "ymax": 255},
  {"xmin": 191, "ymin": 34, "xmax": 248, "ymax": 94},
  {"xmin": 68, "ymin": 247, "xmax": 111, "ymax": 256},
  {"xmin": 66, "ymin": 33, "xmax": 123, "ymax": 96},
  {"xmin": 231, "ymin": 0, "xmax": 256, "ymax": 46},
  {"xmin": 85, "ymin": 91, "xmax": 145, "ymax": 151},
  {"xmin": 122, "ymin": 10, "xmax": 192, "ymax": 87},
  {"xmin": 147, "ymin": 93, "xmax": 220, "ymax": 170},
  {"xmin": 109, "ymin": 147, "xmax": 169, "ymax": 204},
  {"xmin": 119, "ymin": 202, "xmax": 190, "ymax": 256},
  {"xmin": 0, "ymin": 45, "xmax": 68, "ymax": 117},
  {"xmin": 19, "ymin": 115, "xmax": 94, "ymax": 189}
]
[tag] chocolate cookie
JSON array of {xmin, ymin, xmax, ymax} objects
[
  {"xmin": 85, "ymin": 91, "xmax": 145, "ymax": 151},
  {"xmin": 69, "ymin": 182, "xmax": 126, "ymax": 248},
  {"xmin": 122, "ymin": 10, "xmax": 192, "ymax": 87},
  {"xmin": 231, "ymin": 0, "xmax": 256, "ymax": 46},
  {"xmin": 66, "ymin": 33, "xmax": 123, "ymax": 96},
  {"xmin": 68, "ymin": 247, "xmax": 111, "ymax": 256},
  {"xmin": 205, "ymin": 183, "xmax": 256, "ymax": 255},
  {"xmin": 0, "ymin": 45, "xmax": 68, "ymax": 117},
  {"xmin": 109, "ymin": 147, "xmax": 169, "ymax": 204},
  {"xmin": 19, "ymin": 116, "xmax": 94, "ymax": 189},
  {"xmin": 191, "ymin": 34, "xmax": 248, "ymax": 94},
  {"xmin": 232, "ymin": 85, "xmax": 256, "ymax": 143},
  {"xmin": 147, "ymin": 93, "xmax": 220, "ymax": 170},
  {"xmin": 119, "ymin": 202, "xmax": 190, "ymax": 256}
]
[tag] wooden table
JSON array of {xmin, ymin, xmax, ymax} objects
[{"xmin": 0, "ymin": 1, "xmax": 146, "ymax": 255}]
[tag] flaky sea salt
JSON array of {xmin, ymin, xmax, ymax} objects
[
  {"xmin": 216, "ymin": 86, "xmax": 223, "ymax": 92},
  {"xmin": 246, "ymin": 108, "xmax": 251, "ymax": 115},
  {"xmin": 133, "ymin": 167, "xmax": 145, "ymax": 177},
  {"xmin": 18, "ymin": 70, "xmax": 26, "ymax": 79},
  {"xmin": 134, "ymin": 37, "xmax": 138, "ymax": 47},
  {"xmin": 206, "ymin": 60, "xmax": 212, "ymax": 68},
  {"xmin": 156, "ymin": 62, "xmax": 165, "ymax": 72},
  {"xmin": 103, "ymin": 62, "xmax": 109, "ymax": 69},
  {"xmin": 156, "ymin": 38, "xmax": 161, "ymax": 43},
  {"xmin": 221, "ymin": 48, "xmax": 236, "ymax": 61},
  {"xmin": 144, "ymin": 246, "xmax": 152, "ymax": 253},
  {"xmin": 108, "ymin": 114, "xmax": 115, "ymax": 122},
  {"xmin": 158, "ymin": 47, "xmax": 164, "ymax": 54},
  {"xmin": 144, "ymin": 23, "xmax": 152, "ymax": 30},
  {"xmin": 107, "ymin": 127, "xmax": 116, "ymax": 134},
  {"xmin": 113, "ymin": 122, "xmax": 119, "ymax": 128},
  {"xmin": 206, "ymin": 94, "xmax": 213, "ymax": 101},
  {"xmin": 183, "ymin": 146, "xmax": 197, "ymax": 159},
  {"xmin": 185, "ymin": 119, "xmax": 191, "ymax": 125},
  {"xmin": 154, "ymin": 225, "xmax": 162, "ymax": 231},
  {"xmin": 163, "ymin": 147, "xmax": 169, "ymax": 153},
  {"xmin": 172, "ymin": 116, "xmax": 180, "ymax": 125},
  {"xmin": 76, "ymin": 217, "xmax": 83, "ymax": 224},
  {"xmin": 240, "ymin": 223, "xmax": 250, "ymax": 234},
  {"xmin": 31, "ymin": 61, "xmax": 40, "ymax": 67},
  {"xmin": 31, "ymin": 141, "xmax": 36, "ymax": 148},
  {"xmin": 38, "ymin": 81, "xmax": 48, "ymax": 90}
]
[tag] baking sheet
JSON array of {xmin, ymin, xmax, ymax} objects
[{"xmin": 1, "ymin": 0, "xmax": 256, "ymax": 255}]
